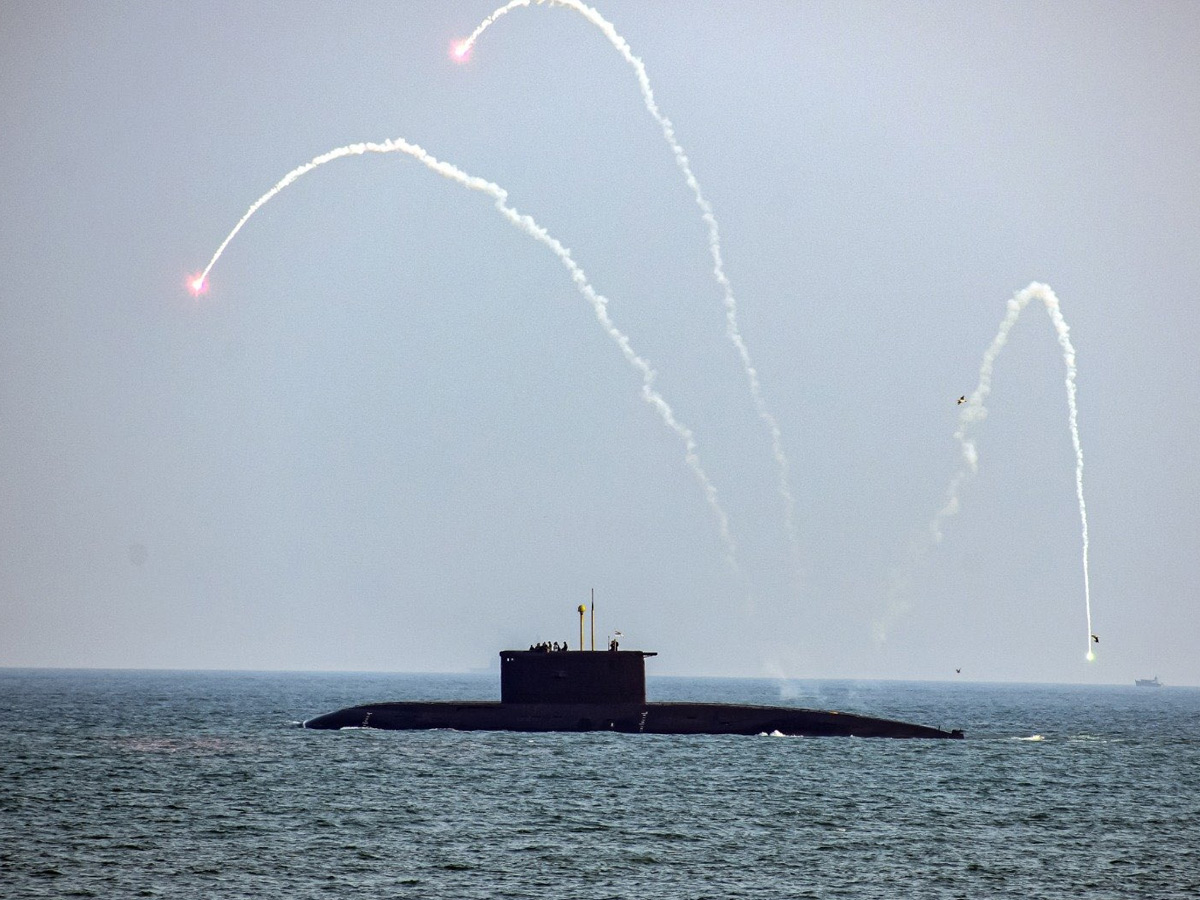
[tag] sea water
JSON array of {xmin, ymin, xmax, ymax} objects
[{"xmin": 2, "ymin": 670, "xmax": 1198, "ymax": 898}]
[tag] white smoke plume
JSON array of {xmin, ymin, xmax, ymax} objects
[
  {"xmin": 877, "ymin": 283, "xmax": 1093, "ymax": 659},
  {"xmin": 459, "ymin": 0, "xmax": 799, "ymax": 550},
  {"xmin": 194, "ymin": 137, "xmax": 737, "ymax": 566}
]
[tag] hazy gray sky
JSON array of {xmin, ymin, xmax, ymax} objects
[{"xmin": 2, "ymin": 1, "xmax": 1197, "ymax": 684}]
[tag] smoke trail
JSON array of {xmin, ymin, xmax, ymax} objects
[
  {"xmin": 878, "ymin": 283, "xmax": 1093, "ymax": 660},
  {"xmin": 459, "ymin": 0, "xmax": 799, "ymax": 549},
  {"xmin": 194, "ymin": 137, "xmax": 737, "ymax": 565}
]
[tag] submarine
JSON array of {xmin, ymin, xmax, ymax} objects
[{"xmin": 305, "ymin": 606, "xmax": 964, "ymax": 739}]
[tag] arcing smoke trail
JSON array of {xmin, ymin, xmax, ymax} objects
[
  {"xmin": 879, "ymin": 283, "xmax": 1093, "ymax": 660},
  {"xmin": 460, "ymin": 0, "xmax": 798, "ymax": 549},
  {"xmin": 195, "ymin": 138, "xmax": 737, "ymax": 565}
]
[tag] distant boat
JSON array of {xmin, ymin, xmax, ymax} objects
[{"xmin": 1135, "ymin": 676, "xmax": 1163, "ymax": 688}]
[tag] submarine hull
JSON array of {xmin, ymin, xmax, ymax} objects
[{"xmin": 304, "ymin": 701, "xmax": 963, "ymax": 739}]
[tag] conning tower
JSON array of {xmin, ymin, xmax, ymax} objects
[{"xmin": 499, "ymin": 648, "xmax": 656, "ymax": 705}]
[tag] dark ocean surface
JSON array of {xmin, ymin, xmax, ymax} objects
[{"xmin": 3, "ymin": 669, "xmax": 1198, "ymax": 899}]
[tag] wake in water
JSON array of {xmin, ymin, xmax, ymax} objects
[
  {"xmin": 878, "ymin": 283, "xmax": 1093, "ymax": 659},
  {"xmin": 193, "ymin": 137, "xmax": 737, "ymax": 566},
  {"xmin": 456, "ymin": 0, "xmax": 799, "ymax": 550}
]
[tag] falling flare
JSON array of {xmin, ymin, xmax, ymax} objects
[
  {"xmin": 879, "ymin": 283, "xmax": 1093, "ymax": 660},
  {"xmin": 458, "ymin": 0, "xmax": 798, "ymax": 551},
  {"xmin": 192, "ymin": 137, "xmax": 737, "ymax": 566}
]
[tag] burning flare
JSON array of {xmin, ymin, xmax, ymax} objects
[
  {"xmin": 192, "ymin": 137, "xmax": 738, "ymax": 567},
  {"xmin": 879, "ymin": 283, "xmax": 1094, "ymax": 662},
  {"xmin": 458, "ymin": 0, "xmax": 798, "ymax": 552}
]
